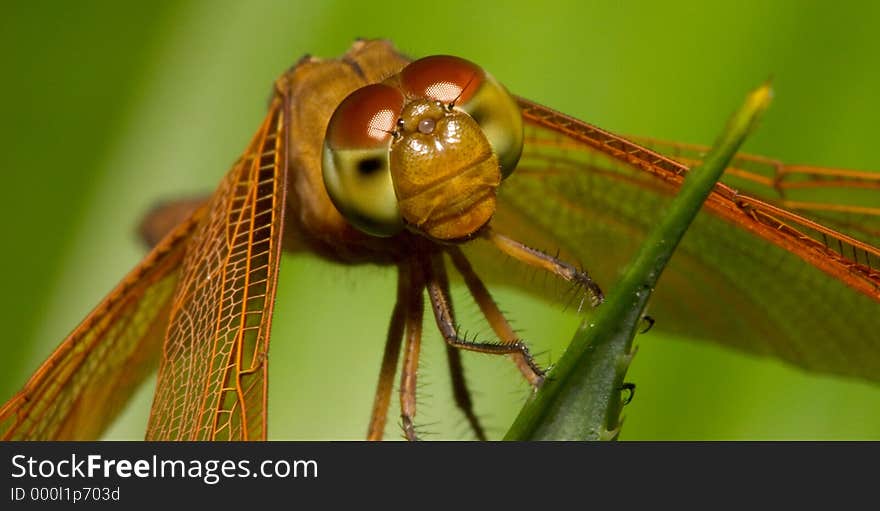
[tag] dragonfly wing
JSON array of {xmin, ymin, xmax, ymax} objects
[
  {"xmin": 146, "ymin": 91, "xmax": 289, "ymax": 440},
  {"xmin": 0, "ymin": 208, "xmax": 202, "ymax": 440},
  {"xmin": 474, "ymin": 97, "xmax": 880, "ymax": 384},
  {"xmin": 628, "ymin": 136, "xmax": 880, "ymax": 245}
]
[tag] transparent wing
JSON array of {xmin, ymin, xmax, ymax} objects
[
  {"xmin": 629, "ymin": 136, "xmax": 880, "ymax": 245},
  {"xmin": 146, "ymin": 91, "xmax": 289, "ymax": 440},
  {"xmin": 472, "ymin": 97, "xmax": 880, "ymax": 384},
  {"xmin": 0, "ymin": 209, "xmax": 202, "ymax": 440}
]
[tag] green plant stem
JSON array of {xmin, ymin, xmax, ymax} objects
[{"xmin": 505, "ymin": 83, "xmax": 773, "ymax": 440}]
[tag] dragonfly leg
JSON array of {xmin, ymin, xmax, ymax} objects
[
  {"xmin": 444, "ymin": 346, "xmax": 488, "ymax": 440},
  {"xmin": 424, "ymin": 252, "xmax": 545, "ymax": 388},
  {"xmin": 483, "ymin": 228, "xmax": 604, "ymax": 309},
  {"xmin": 399, "ymin": 259, "xmax": 425, "ymax": 441},
  {"xmin": 366, "ymin": 264, "xmax": 409, "ymax": 441},
  {"xmin": 429, "ymin": 251, "xmax": 489, "ymax": 440},
  {"xmin": 444, "ymin": 249, "xmax": 545, "ymax": 387}
]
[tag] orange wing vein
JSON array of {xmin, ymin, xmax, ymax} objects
[
  {"xmin": 145, "ymin": 90, "xmax": 289, "ymax": 440},
  {"xmin": 0, "ymin": 208, "xmax": 204, "ymax": 440},
  {"xmin": 627, "ymin": 136, "xmax": 880, "ymax": 243}
]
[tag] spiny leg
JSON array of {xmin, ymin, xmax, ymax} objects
[
  {"xmin": 423, "ymin": 252, "xmax": 544, "ymax": 387},
  {"xmin": 446, "ymin": 248, "xmax": 544, "ymax": 387},
  {"xmin": 431, "ymin": 251, "xmax": 488, "ymax": 440},
  {"xmin": 400, "ymin": 260, "xmax": 425, "ymax": 441},
  {"xmin": 444, "ymin": 347, "xmax": 488, "ymax": 440},
  {"xmin": 366, "ymin": 264, "xmax": 409, "ymax": 441},
  {"xmin": 483, "ymin": 228, "xmax": 604, "ymax": 309}
]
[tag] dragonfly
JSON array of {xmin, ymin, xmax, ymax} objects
[{"xmin": 1, "ymin": 39, "xmax": 878, "ymax": 441}]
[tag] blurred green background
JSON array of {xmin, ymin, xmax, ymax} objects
[{"xmin": 2, "ymin": 0, "xmax": 879, "ymax": 440}]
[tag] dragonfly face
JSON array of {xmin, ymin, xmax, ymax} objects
[
  {"xmin": 322, "ymin": 53, "xmax": 524, "ymax": 242},
  {"xmin": 288, "ymin": 47, "xmax": 526, "ymax": 256},
  {"xmin": 1, "ymin": 38, "xmax": 878, "ymax": 441}
]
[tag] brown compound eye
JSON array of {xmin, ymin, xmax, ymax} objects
[
  {"xmin": 323, "ymin": 84, "xmax": 405, "ymax": 236},
  {"xmin": 400, "ymin": 55, "xmax": 484, "ymax": 106},
  {"xmin": 400, "ymin": 55, "xmax": 523, "ymax": 178}
]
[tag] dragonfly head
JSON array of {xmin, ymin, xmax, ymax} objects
[{"xmin": 322, "ymin": 55, "xmax": 523, "ymax": 241}]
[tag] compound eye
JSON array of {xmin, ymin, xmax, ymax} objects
[
  {"xmin": 400, "ymin": 55, "xmax": 523, "ymax": 178},
  {"xmin": 400, "ymin": 55, "xmax": 484, "ymax": 105},
  {"xmin": 323, "ymin": 84, "xmax": 405, "ymax": 236}
]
